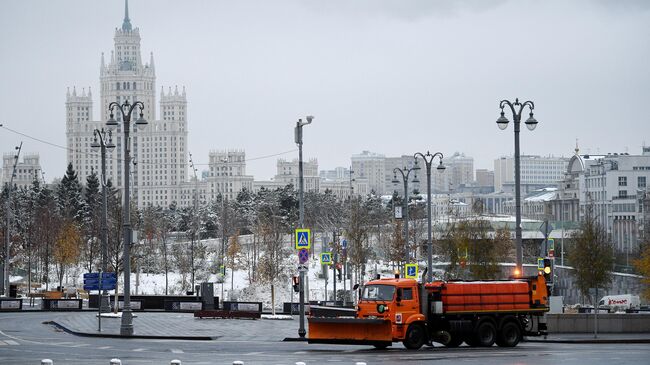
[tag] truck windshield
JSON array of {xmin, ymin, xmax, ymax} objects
[{"xmin": 362, "ymin": 285, "xmax": 395, "ymax": 301}]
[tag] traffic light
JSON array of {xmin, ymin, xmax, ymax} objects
[
  {"xmin": 292, "ymin": 276, "xmax": 300, "ymax": 293},
  {"xmin": 542, "ymin": 258, "xmax": 553, "ymax": 282}
]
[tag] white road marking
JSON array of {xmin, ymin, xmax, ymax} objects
[
  {"xmin": 133, "ymin": 348, "xmax": 147, "ymax": 352},
  {"xmin": 4, "ymin": 340, "xmax": 20, "ymax": 345},
  {"xmin": 171, "ymin": 348, "xmax": 184, "ymax": 353}
]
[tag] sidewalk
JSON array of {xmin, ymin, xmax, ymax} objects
[
  {"xmin": 526, "ymin": 332, "xmax": 650, "ymax": 344},
  {"xmin": 48, "ymin": 312, "xmax": 297, "ymax": 341}
]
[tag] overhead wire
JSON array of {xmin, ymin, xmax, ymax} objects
[{"xmin": 0, "ymin": 123, "xmax": 297, "ymax": 168}]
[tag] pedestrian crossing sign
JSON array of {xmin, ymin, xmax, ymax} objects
[
  {"xmin": 321, "ymin": 252, "xmax": 332, "ymax": 265},
  {"xmin": 405, "ymin": 264, "xmax": 418, "ymax": 279},
  {"xmin": 295, "ymin": 228, "xmax": 311, "ymax": 250}
]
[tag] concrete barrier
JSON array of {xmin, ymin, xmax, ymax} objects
[{"xmin": 547, "ymin": 313, "xmax": 650, "ymax": 333}]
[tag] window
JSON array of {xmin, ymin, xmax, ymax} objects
[
  {"xmin": 399, "ymin": 288, "xmax": 413, "ymax": 300},
  {"xmin": 619, "ymin": 190, "xmax": 627, "ymax": 198},
  {"xmin": 639, "ymin": 176, "xmax": 647, "ymax": 188},
  {"xmin": 618, "ymin": 176, "xmax": 627, "ymax": 186}
]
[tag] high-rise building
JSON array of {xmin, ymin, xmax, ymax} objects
[
  {"xmin": 351, "ymin": 151, "xmax": 385, "ymax": 195},
  {"xmin": 475, "ymin": 169, "xmax": 495, "ymax": 190},
  {"xmin": 274, "ymin": 158, "xmax": 320, "ymax": 192},
  {"xmin": 66, "ymin": 1, "xmax": 188, "ymax": 208},
  {"xmin": 494, "ymin": 155, "xmax": 568, "ymax": 193},
  {"xmin": 207, "ymin": 150, "xmax": 254, "ymax": 200},
  {"xmin": 2, "ymin": 153, "xmax": 41, "ymax": 189}
]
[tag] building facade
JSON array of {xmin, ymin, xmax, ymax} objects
[
  {"xmin": 351, "ymin": 151, "xmax": 385, "ymax": 195},
  {"xmin": 2, "ymin": 153, "xmax": 41, "ymax": 189},
  {"xmin": 494, "ymin": 155, "xmax": 568, "ymax": 193},
  {"xmin": 66, "ymin": 2, "xmax": 189, "ymax": 208}
]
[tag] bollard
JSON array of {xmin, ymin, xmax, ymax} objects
[
  {"xmin": 233, "ymin": 362, "xmax": 244, "ymax": 365},
  {"xmin": 109, "ymin": 359, "xmax": 122, "ymax": 365},
  {"xmin": 41, "ymin": 360, "xmax": 53, "ymax": 365},
  {"xmin": 170, "ymin": 361, "xmax": 182, "ymax": 365}
]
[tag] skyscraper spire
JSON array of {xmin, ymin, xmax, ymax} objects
[{"xmin": 122, "ymin": 0, "xmax": 133, "ymax": 31}]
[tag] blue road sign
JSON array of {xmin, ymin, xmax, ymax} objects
[
  {"xmin": 321, "ymin": 252, "xmax": 332, "ymax": 265},
  {"xmin": 298, "ymin": 248, "xmax": 309, "ymax": 264},
  {"xmin": 405, "ymin": 264, "xmax": 418, "ymax": 279},
  {"xmin": 83, "ymin": 272, "xmax": 117, "ymax": 291},
  {"xmin": 295, "ymin": 229, "xmax": 311, "ymax": 250}
]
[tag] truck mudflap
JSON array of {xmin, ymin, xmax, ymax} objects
[{"xmin": 307, "ymin": 317, "xmax": 393, "ymax": 346}]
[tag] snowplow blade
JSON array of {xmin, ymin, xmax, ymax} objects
[{"xmin": 308, "ymin": 317, "xmax": 393, "ymax": 346}]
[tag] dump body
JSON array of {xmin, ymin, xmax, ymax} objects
[{"xmin": 308, "ymin": 274, "xmax": 550, "ymax": 349}]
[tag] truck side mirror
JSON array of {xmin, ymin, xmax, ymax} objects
[{"xmin": 353, "ymin": 284, "xmax": 359, "ymax": 290}]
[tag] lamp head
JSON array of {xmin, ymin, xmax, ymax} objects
[
  {"xmin": 496, "ymin": 111, "xmax": 509, "ymax": 130},
  {"xmin": 90, "ymin": 134, "xmax": 100, "ymax": 150},
  {"xmin": 525, "ymin": 112, "xmax": 538, "ymax": 131},
  {"xmin": 135, "ymin": 112, "xmax": 148, "ymax": 130},
  {"xmin": 106, "ymin": 131, "xmax": 116, "ymax": 151},
  {"xmin": 106, "ymin": 112, "xmax": 118, "ymax": 131},
  {"xmin": 392, "ymin": 175, "xmax": 399, "ymax": 185},
  {"xmin": 437, "ymin": 161, "xmax": 446, "ymax": 172},
  {"xmin": 412, "ymin": 175, "xmax": 420, "ymax": 184},
  {"xmin": 305, "ymin": 115, "xmax": 314, "ymax": 124}
]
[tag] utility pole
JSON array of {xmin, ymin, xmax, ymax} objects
[{"xmin": 2, "ymin": 142, "xmax": 22, "ymax": 297}]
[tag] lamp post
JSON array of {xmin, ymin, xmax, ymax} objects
[
  {"xmin": 413, "ymin": 151, "xmax": 445, "ymax": 283},
  {"xmin": 91, "ymin": 129, "xmax": 115, "ymax": 311},
  {"xmin": 295, "ymin": 115, "xmax": 313, "ymax": 339},
  {"xmin": 106, "ymin": 99, "xmax": 147, "ymax": 336},
  {"xmin": 496, "ymin": 98, "xmax": 538, "ymax": 276},
  {"xmin": 189, "ymin": 153, "xmax": 199, "ymax": 292},
  {"xmin": 392, "ymin": 162, "xmax": 420, "ymax": 272},
  {"xmin": 2, "ymin": 142, "xmax": 21, "ymax": 297},
  {"xmin": 219, "ymin": 155, "xmax": 229, "ymax": 305}
]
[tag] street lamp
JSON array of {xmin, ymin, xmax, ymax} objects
[
  {"xmin": 392, "ymin": 162, "xmax": 420, "ymax": 272},
  {"xmin": 90, "ymin": 128, "xmax": 115, "ymax": 311},
  {"xmin": 295, "ymin": 115, "xmax": 313, "ymax": 339},
  {"xmin": 2, "ymin": 143, "xmax": 21, "ymax": 297},
  {"xmin": 413, "ymin": 151, "xmax": 445, "ymax": 283},
  {"xmin": 106, "ymin": 99, "xmax": 147, "ymax": 336},
  {"xmin": 496, "ymin": 98, "xmax": 538, "ymax": 276}
]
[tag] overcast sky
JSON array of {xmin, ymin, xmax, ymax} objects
[{"xmin": 1, "ymin": 0, "xmax": 649, "ymax": 181}]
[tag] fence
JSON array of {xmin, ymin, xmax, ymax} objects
[{"xmin": 41, "ymin": 360, "xmax": 368, "ymax": 365}]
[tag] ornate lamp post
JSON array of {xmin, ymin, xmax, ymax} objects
[
  {"xmin": 496, "ymin": 98, "xmax": 538, "ymax": 276},
  {"xmin": 392, "ymin": 162, "xmax": 420, "ymax": 272},
  {"xmin": 413, "ymin": 151, "xmax": 445, "ymax": 282},
  {"xmin": 106, "ymin": 99, "xmax": 147, "ymax": 336},
  {"xmin": 90, "ymin": 129, "xmax": 115, "ymax": 311},
  {"xmin": 295, "ymin": 115, "xmax": 313, "ymax": 339}
]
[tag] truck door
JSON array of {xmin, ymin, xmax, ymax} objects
[{"xmin": 397, "ymin": 287, "xmax": 419, "ymax": 319}]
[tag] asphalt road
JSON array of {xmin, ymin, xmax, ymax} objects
[{"xmin": 1, "ymin": 312, "xmax": 648, "ymax": 365}]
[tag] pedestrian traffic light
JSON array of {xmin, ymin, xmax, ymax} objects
[
  {"xmin": 542, "ymin": 258, "xmax": 552, "ymax": 282},
  {"xmin": 292, "ymin": 276, "xmax": 300, "ymax": 293}
]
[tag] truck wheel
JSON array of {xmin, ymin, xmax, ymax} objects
[
  {"xmin": 403, "ymin": 324, "xmax": 426, "ymax": 350},
  {"xmin": 475, "ymin": 322, "xmax": 496, "ymax": 347},
  {"xmin": 445, "ymin": 333, "xmax": 464, "ymax": 348},
  {"xmin": 496, "ymin": 322, "xmax": 521, "ymax": 347}
]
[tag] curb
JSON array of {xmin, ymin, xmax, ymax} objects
[
  {"xmin": 283, "ymin": 337, "xmax": 309, "ymax": 342},
  {"xmin": 525, "ymin": 337, "xmax": 650, "ymax": 344},
  {"xmin": 45, "ymin": 321, "xmax": 219, "ymax": 341}
]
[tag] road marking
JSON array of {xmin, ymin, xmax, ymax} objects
[
  {"xmin": 4, "ymin": 340, "xmax": 19, "ymax": 345},
  {"xmin": 98, "ymin": 346, "xmax": 112, "ymax": 349},
  {"xmin": 0, "ymin": 341, "xmax": 6, "ymax": 346},
  {"xmin": 171, "ymin": 348, "xmax": 184, "ymax": 353},
  {"xmin": 244, "ymin": 352, "xmax": 263, "ymax": 355},
  {"xmin": 133, "ymin": 348, "xmax": 147, "ymax": 352}
]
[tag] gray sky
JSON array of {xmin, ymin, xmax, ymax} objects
[{"xmin": 1, "ymin": 0, "xmax": 649, "ymax": 181}]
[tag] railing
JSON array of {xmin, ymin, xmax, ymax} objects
[{"xmin": 41, "ymin": 361, "xmax": 368, "ymax": 365}]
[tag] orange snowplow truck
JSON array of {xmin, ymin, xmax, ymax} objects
[{"xmin": 308, "ymin": 273, "xmax": 549, "ymax": 349}]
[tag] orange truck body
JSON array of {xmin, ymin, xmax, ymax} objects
[{"xmin": 308, "ymin": 274, "xmax": 549, "ymax": 349}]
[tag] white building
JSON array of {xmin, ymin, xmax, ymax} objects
[
  {"xmin": 66, "ymin": 1, "xmax": 189, "ymax": 208},
  {"xmin": 274, "ymin": 158, "xmax": 320, "ymax": 193},
  {"xmin": 206, "ymin": 150, "xmax": 254, "ymax": 201},
  {"xmin": 351, "ymin": 151, "xmax": 385, "ymax": 195},
  {"xmin": 2, "ymin": 153, "xmax": 41, "ymax": 189},
  {"xmin": 494, "ymin": 155, "xmax": 568, "ymax": 193},
  {"xmin": 443, "ymin": 152, "xmax": 474, "ymax": 192}
]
